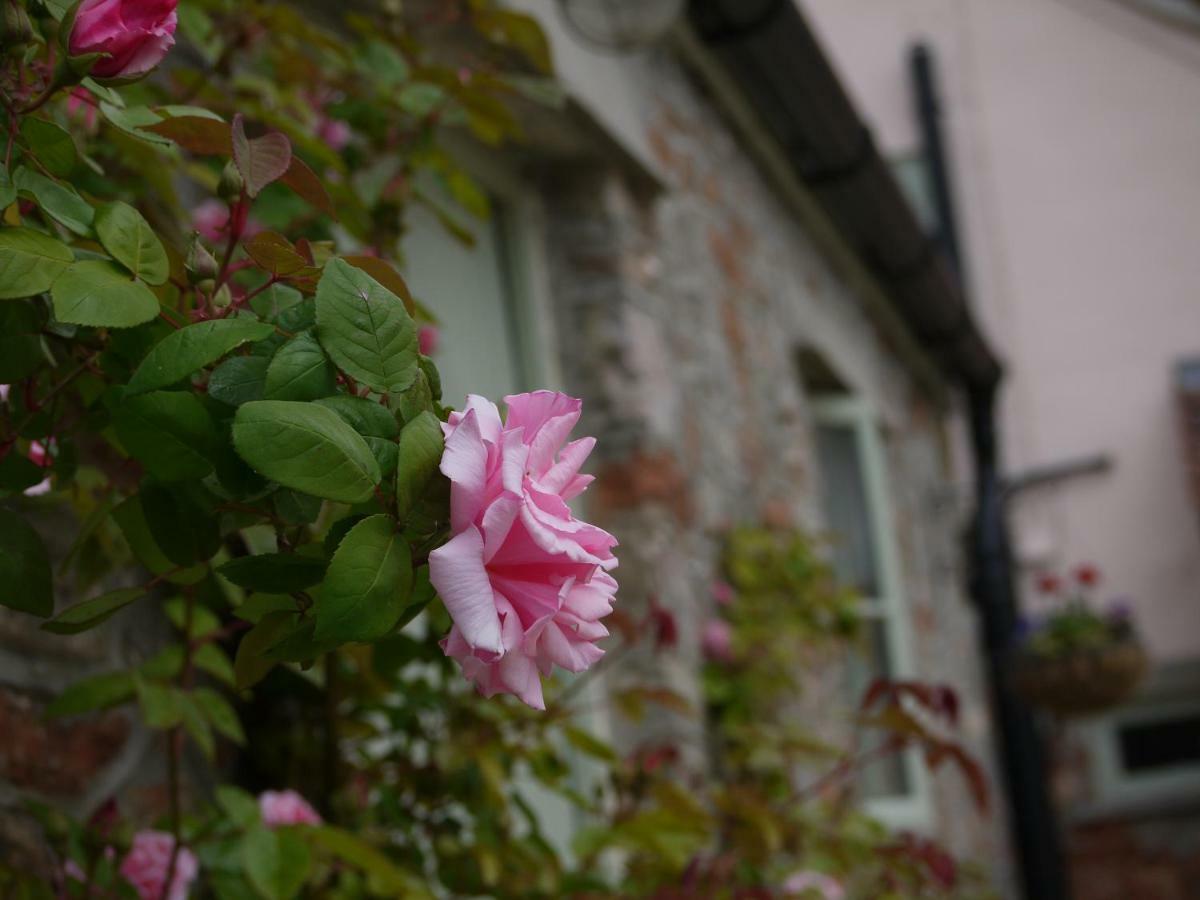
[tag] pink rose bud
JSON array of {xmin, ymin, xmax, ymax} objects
[
  {"xmin": 69, "ymin": 0, "xmax": 178, "ymax": 82},
  {"xmin": 258, "ymin": 789, "xmax": 322, "ymax": 828},
  {"xmin": 418, "ymin": 325, "xmax": 440, "ymax": 356},
  {"xmin": 711, "ymin": 580, "xmax": 736, "ymax": 607},
  {"xmin": 118, "ymin": 831, "xmax": 197, "ymax": 900},
  {"xmin": 702, "ymin": 619, "xmax": 734, "ymax": 662},
  {"xmin": 316, "ymin": 117, "xmax": 352, "ymax": 152},
  {"xmin": 430, "ymin": 392, "xmax": 619, "ymax": 709}
]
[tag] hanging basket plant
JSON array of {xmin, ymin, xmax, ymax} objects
[{"xmin": 1011, "ymin": 566, "xmax": 1148, "ymax": 717}]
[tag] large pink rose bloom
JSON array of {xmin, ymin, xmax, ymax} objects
[
  {"xmin": 259, "ymin": 789, "xmax": 322, "ymax": 828},
  {"xmin": 69, "ymin": 0, "xmax": 178, "ymax": 81},
  {"xmin": 430, "ymin": 391, "xmax": 618, "ymax": 709},
  {"xmin": 119, "ymin": 831, "xmax": 197, "ymax": 900}
]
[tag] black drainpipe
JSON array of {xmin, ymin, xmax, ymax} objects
[{"xmin": 911, "ymin": 45, "xmax": 1069, "ymax": 899}]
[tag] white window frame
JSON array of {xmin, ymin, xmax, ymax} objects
[{"xmin": 812, "ymin": 395, "xmax": 934, "ymax": 832}]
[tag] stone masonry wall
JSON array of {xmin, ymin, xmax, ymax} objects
[{"xmin": 535, "ymin": 46, "xmax": 1014, "ymax": 888}]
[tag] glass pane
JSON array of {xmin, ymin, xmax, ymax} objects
[
  {"xmin": 845, "ymin": 618, "xmax": 911, "ymax": 799},
  {"xmin": 401, "ymin": 204, "xmax": 525, "ymax": 405},
  {"xmin": 816, "ymin": 423, "xmax": 880, "ymax": 596}
]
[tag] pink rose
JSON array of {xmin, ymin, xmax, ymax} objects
[
  {"xmin": 258, "ymin": 789, "xmax": 322, "ymax": 828},
  {"xmin": 701, "ymin": 619, "xmax": 734, "ymax": 662},
  {"xmin": 418, "ymin": 324, "xmax": 440, "ymax": 356},
  {"xmin": 316, "ymin": 117, "xmax": 352, "ymax": 152},
  {"xmin": 118, "ymin": 831, "xmax": 197, "ymax": 900},
  {"xmin": 783, "ymin": 871, "xmax": 845, "ymax": 899},
  {"xmin": 711, "ymin": 580, "xmax": 736, "ymax": 607},
  {"xmin": 68, "ymin": 0, "xmax": 178, "ymax": 81},
  {"xmin": 430, "ymin": 392, "xmax": 618, "ymax": 709},
  {"xmin": 192, "ymin": 200, "xmax": 262, "ymax": 244}
]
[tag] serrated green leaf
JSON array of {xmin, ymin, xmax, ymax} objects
[
  {"xmin": 127, "ymin": 319, "xmax": 274, "ymax": 395},
  {"xmin": 195, "ymin": 643, "xmax": 235, "ymax": 685},
  {"xmin": 13, "ymin": 167, "xmax": 94, "ymax": 235},
  {"xmin": 242, "ymin": 825, "xmax": 310, "ymax": 900},
  {"xmin": 314, "ymin": 514, "xmax": 411, "ymax": 644},
  {"xmin": 315, "ymin": 258, "xmax": 417, "ymax": 393},
  {"xmin": 94, "ymin": 202, "xmax": 169, "ymax": 285},
  {"xmin": 46, "ymin": 671, "xmax": 134, "ymax": 717},
  {"xmin": 316, "ymin": 395, "xmax": 399, "ymax": 475},
  {"xmin": 20, "ymin": 118, "xmax": 77, "ymax": 177},
  {"xmin": 41, "ymin": 587, "xmax": 141, "ymax": 635},
  {"xmin": 208, "ymin": 355, "xmax": 268, "ymax": 406},
  {"xmin": 111, "ymin": 495, "xmax": 207, "ymax": 584},
  {"xmin": 112, "ymin": 391, "xmax": 217, "ymax": 481},
  {"xmin": 264, "ymin": 331, "xmax": 336, "ymax": 401},
  {"xmin": 232, "ymin": 400, "xmax": 380, "ymax": 503},
  {"xmin": 0, "ymin": 227, "xmax": 74, "ymax": 299},
  {"xmin": 0, "ymin": 508, "xmax": 52, "ymax": 617},
  {"xmin": 234, "ymin": 611, "xmax": 292, "ymax": 689},
  {"xmin": 193, "ymin": 687, "xmax": 245, "ymax": 744},
  {"xmin": 51, "ymin": 260, "xmax": 160, "ymax": 328},
  {"xmin": 181, "ymin": 693, "xmax": 215, "ymax": 758},
  {"xmin": 141, "ymin": 481, "xmax": 221, "ymax": 566},
  {"xmin": 249, "ymin": 282, "xmax": 302, "ymax": 321},
  {"xmin": 395, "ymin": 411, "xmax": 443, "ymax": 520},
  {"xmin": 218, "ymin": 553, "xmax": 326, "ymax": 593},
  {"xmin": 163, "ymin": 596, "xmax": 222, "ymax": 637},
  {"xmin": 136, "ymin": 678, "xmax": 186, "ymax": 729}
]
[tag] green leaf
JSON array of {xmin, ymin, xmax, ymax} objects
[
  {"xmin": 242, "ymin": 826, "xmax": 310, "ymax": 900},
  {"xmin": 51, "ymin": 260, "xmax": 160, "ymax": 328},
  {"xmin": 195, "ymin": 643, "xmax": 235, "ymax": 685},
  {"xmin": 0, "ymin": 453, "xmax": 45, "ymax": 492},
  {"xmin": 112, "ymin": 495, "xmax": 207, "ymax": 584},
  {"xmin": 208, "ymin": 355, "xmax": 268, "ymax": 406},
  {"xmin": 273, "ymin": 489, "xmax": 322, "ymax": 525},
  {"xmin": 307, "ymin": 826, "xmax": 416, "ymax": 892},
  {"xmin": 218, "ymin": 553, "xmax": 326, "ymax": 593},
  {"xmin": 232, "ymin": 115, "xmax": 292, "ymax": 199},
  {"xmin": 13, "ymin": 167, "xmax": 94, "ymax": 235},
  {"xmin": 46, "ymin": 671, "xmax": 134, "ymax": 717},
  {"xmin": 234, "ymin": 611, "xmax": 292, "ymax": 689},
  {"xmin": 127, "ymin": 319, "xmax": 275, "ymax": 395},
  {"xmin": 263, "ymin": 332, "xmax": 336, "ymax": 401},
  {"xmin": 232, "ymin": 400, "xmax": 381, "ymax": 503},
  {"xmin": 41, "ymin": 587, "xmax": 141, "ymax": 635},
  {"xmin": 0, "ymin": 163, "xmax": 15, "ymax": 209},
  {"xmin": 0, "ymin": 227, "xmax": 74, "ymax": 299},
  {"xmin": 113, "ymin": 391, "xmax": 217, "ymax": 481},
  {"xmin": 217, "ymin": 785, "xmax": 261, "ymax": 828},
  {"xmin": 94, "ymin": 202, "xmax": 169, "ymax": 285},
  {"xmin": 0, "ymin": 302, "xmax": 47, "ymax": 381},
  {"xmin": 136, "ymin": 679, "xmax": 186, "ymax": 729},
  {"xmin": 0, "ymin": 508, "xmax": 52, "ymax": 617},
  {"xmin": 396, "ymin": 82, "xmax": 445, "ymax": 117},
  {"xmin": 315, "ymin": 258, "xmax": 417, "ymax": 393},
  {"xmin": 141, "ymin": 481, "xmax": 221, "ymax": 566},
  {"xmin": 314, "ymin": 514, "xmax": 411, "ymax": 644},
  {"xmin": 249, "ymin": 282, "xmax": 302, "ymax": 321},
  {"xmin": 315, "ymin": 395, "xmax": 399, "ymax": 475},
  {"xmin": 194, "ymin": 687, "xmax": 245, "ymax": 744},
  {"xmin": 164, "ymin": 595, "xmax": 222, "ymax": 637},
  {"xmin": 20, "ymin": 118, "xmax": 77, "ymax": 178},
  {"xmin": 394, "ymin": 411, "xmax": 443, "ymax": 520},
  {"xmin": 563, "ymin": 725, "xmax": 618, "ymax": 762},
  {"xmin": 181, "ymin": 693, "xmax": 215, "ymax": 759}
]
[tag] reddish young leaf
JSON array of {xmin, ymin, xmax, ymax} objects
[
  {"xmin": 280, "ymin": 156, "xmax": 336, "ymax": 219},
  {"xmin": 243, "ymin": 232, "xmax": 309, "ymax": 277},
  {"xmin": 232, "ymin": 114, "xmax": 292, "ymax": 198},
  {"xmin": 144, "ymin": 116, "xmax": 232, "ymax": 155}
]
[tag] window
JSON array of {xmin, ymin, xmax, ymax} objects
[{"xmin": 812, "ymin": 396, "xmax": 933, "ymax": 830}]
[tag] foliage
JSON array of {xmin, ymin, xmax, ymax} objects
[{"xmin": 1019, "ymin": 565, "xmax": 1136, "ymax": 658}]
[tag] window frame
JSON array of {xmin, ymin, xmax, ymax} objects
[{"xmin": 811, "ymin": 395, "xmax": 934, "ymax": 832}]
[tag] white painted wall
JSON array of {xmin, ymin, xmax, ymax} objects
[{"xmin": 801, "ymin": 0, "xmax": 1200, "ymax": 661}]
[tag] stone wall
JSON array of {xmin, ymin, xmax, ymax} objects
[{"xmin": 534, "ymin": 46, "xmax": 1013, "ymax": 887}]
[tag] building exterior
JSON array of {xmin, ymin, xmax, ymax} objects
[
  {"xmin": 0, "ymin": 0, "xmax": 1022, "ymax": 891},
  {"xmin": 801, "ymin": 0, "xmax": 1200, "ymax": 895}
]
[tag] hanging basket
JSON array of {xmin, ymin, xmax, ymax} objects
[{"xmin": 1012, "ymin": 639, "xmax": 1148, "ymax": 717}]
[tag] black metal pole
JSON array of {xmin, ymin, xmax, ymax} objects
[{"xmin": 966, "ymin": 385, "xmax": 1070, "ymax": 900}]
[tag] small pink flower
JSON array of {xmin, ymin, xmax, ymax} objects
[
  {"xmin": 0, "ymin": 384, "xmax": 9, "ymax": 403},
  {"xmin": 192, "ymin": 200, "xmax": 262, "ymax": 244},
  {"xmin": 701, "ymin": 619, "xmax": 734, "ymax": 662},
  {"xmin": 712, "ymin": 580, "xmax": 736, "ymax": 607},
  {"xmin": 316, "ymin": 117, "xmax": 352, "ymax": 152},
  {"xmin": 258, "ymin": 790, "xmax": 322, "ymax": 828},
  {"xmin": 418, "ymin": 324, "xmax": 440, "ymax": 356},
  {"xmin": 69, "ymin": 0, "xmax": 178, "ymax": 81},
  {"xmin": 66, "ymin": 87, "xmax": 99, "ymax": 133},
  {"xmin": 430, "ymin": 392, "xmax": 618, "ymax": 709},
  {"xmin": 783, "ymin": 871, "xmax": 845, "ymax": 899},
  {"xmin": 27, "ymin": 438, "xmax": 54, "ymax": 469},
  {"xmin": 118, "ymin": 831, "xmax": 197, "ymax": 900}
]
